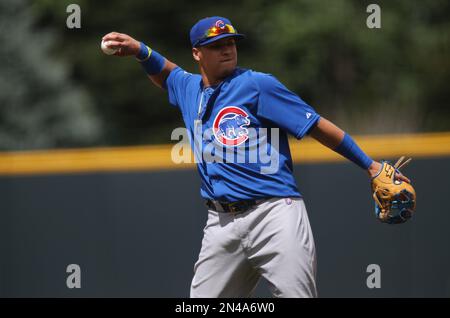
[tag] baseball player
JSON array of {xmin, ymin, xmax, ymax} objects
[{"xmin": 102, "ymin": 16, "xmax": 410, "ymax": 298}]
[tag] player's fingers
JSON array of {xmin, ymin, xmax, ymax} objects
[
  {"xmin": 113, "ymin": 48, "xmax": 127, "ymax": 57},
  {"xmin": 103, "ymin": 40, "xmax": 123, "ymax": 49},
  {"xmin": 102, "ymin": 32, "xmax": 125, "ymax": 42},
  {"xmin": 395, "ymin": 172, "xmax": 410, "ymax": 184},
  {"xmin": 102, "ymin": 33, "xmax": 114, "ymax": 41}
]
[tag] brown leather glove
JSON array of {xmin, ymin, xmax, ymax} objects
[{"xmin": 371, "ymin": 157, "xmax": 416, "ymax": 224}]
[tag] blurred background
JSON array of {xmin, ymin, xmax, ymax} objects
[
  {"xmin": 0, "ymin": 0, "xmax": 449, "ymax": 150},
  {"xmin": 1, "ymin": 0, "xmax": 450, "ymax": 298}
]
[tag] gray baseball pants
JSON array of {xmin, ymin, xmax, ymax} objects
[{"xmin": 190, "ymin": 197, "xmax": 317, "ymax": 298}]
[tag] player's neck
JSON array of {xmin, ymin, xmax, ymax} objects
[
  {"xmin": 200, "ymin": 71, "xmax": 223, "ymax": 88},
  {"xmin": 200, "ymin": 66, "xmax": 236, "ymax": 88}
]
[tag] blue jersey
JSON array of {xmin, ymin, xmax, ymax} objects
[{"xmin": 165, "ymin": 67, "xmax": 320, "ymax": 202}]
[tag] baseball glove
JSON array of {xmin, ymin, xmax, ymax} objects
[{"xmin": 371, "ymin": 156, "xmax": 416, "ymax": 224}]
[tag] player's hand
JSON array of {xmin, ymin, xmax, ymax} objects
[
  {"xmin": 367, "ymin": 161, "xmax": 411, "ymax": 183},
  {"xmin": 101, "ymin": 32, "xmax": 141, "ymax": 57}
]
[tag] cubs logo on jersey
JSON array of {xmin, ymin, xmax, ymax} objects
[{"xmin": 213, "ymin": 106, "xmax": 250, "ymax": 146}]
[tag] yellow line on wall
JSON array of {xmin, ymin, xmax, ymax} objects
[
  {"xmin": 290, "ymin": 132, "xmax": 450, "ymax": 163},
  {"xmin": 0, "ymin": 132, "xmax": 449, "ymax": 176}
]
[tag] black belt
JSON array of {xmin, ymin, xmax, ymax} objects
[{"xmin": 206, "ymin": 199, "xmax": 265, "ymax": 214}]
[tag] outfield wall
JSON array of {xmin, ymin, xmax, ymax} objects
[{"xmin": 1, "ymin": 133, "xmax": 449, "ymax": 297}]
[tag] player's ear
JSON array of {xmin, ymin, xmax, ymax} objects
[{"xmin": 192, "ymin": 47, "xmax": 201, "ymax": 62}]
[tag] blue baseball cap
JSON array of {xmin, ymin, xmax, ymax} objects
[{"xmin": 190, "ymin": 16, "xmax": 245, "ymax": 47}]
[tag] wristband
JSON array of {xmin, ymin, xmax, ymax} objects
[
  {"xmin": 334, "ymin": 133, "xmax": 373, "ymax": 169},
  {"xmin": 136, "ymin": 42, "xmax": 165, "ymax": 75}
]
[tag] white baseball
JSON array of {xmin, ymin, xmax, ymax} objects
[{"xmin": 101, "ymin": 40, "xmax": 118, "ymax": 55}]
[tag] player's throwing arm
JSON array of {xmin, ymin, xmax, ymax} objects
[{"xmin": 101, "ymin": 32, "xmax": 177, "ymax": 88}]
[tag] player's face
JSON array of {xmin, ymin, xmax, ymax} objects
[{"xmin": 194, "ymin": 37, "xmax": 237, "ymax": 80}]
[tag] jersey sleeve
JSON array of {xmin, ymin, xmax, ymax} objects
[
  {"xmin": 163, "ymin": 66, "xmax": 193, "ymax": 108},
  {"xmin": 255, "ymin": 73, "xmax": 320, "ymax": 139}
]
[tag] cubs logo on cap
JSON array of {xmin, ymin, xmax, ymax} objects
[
  {"xmin": 190, "ymin": 16, "xmax": 245, "ymax": 47},
  {"xmin": 213, "ymin": 106, "xmax": 250, "ymax": 146}
]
